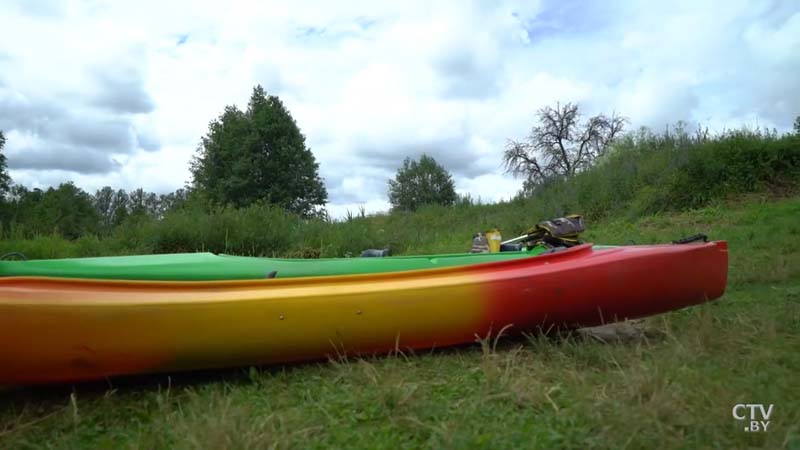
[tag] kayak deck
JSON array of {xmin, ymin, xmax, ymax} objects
[
  {"xmin": 0, "ymin": 242, "xmax": 728, "ymax": 385},
  {"xmin": 0, "ymin": 248, "xmax": 548, "ymax": 280}
]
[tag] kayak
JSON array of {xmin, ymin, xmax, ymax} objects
[
  {"xmin": 0, "ymin": 248, "xmax": 549, "ymax": 280},
  {"xmin": 0, "ymin": 241, "xmax": 728, "ymax": 385}
]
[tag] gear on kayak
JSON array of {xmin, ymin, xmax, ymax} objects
[
  {"xmin": 499, "ymin": 215, "xmax": 586, "ymax": 250},
  {"xmin": 470, "ymin": 232, "xmax": 491, "ymax": 253}
]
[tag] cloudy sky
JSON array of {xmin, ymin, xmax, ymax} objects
[{"xmin": 0, "ymin": 0, "xmax": 798, "ymax": 217}]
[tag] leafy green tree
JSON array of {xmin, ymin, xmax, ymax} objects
[
  {"xmin": 112, "ymin": 189, "xmax": 130, "ymax": 227},
  {"xmin": 794, "ymin": 115, "xmax": 799, "ymax": 134},
  {"xmin": 1, "ymin": 185, "xmax": 33, "ymax": 233},
  {"xmin": 159, "ymin": 188, "xmax": 188, "ymax": 215},
  {"xmin": 388, "ymin": 154, "xmax": 457, "ymax": 211},
  {"xmin": 93, "ymin": 186, "xmax": 116, "ymax": 232},
  {"xmin": 0, "ymin": 130, "xmax": 11, "ymax": 198},
  {"xmin": 20, "ymin": 183, "xmax": 100, "ymax": 239},
  {"xmin": 190, "ymin": 85, "xmax": 327, "ymax": 217},
  {"xmin": 48, "ymin": 183, "xmax": 99, "ymax": 238},
  {"xmin": 143, "ymin": 191, "xmax": 160, "ymax": 218},
  {"xmin": 128, "ymin": 187, "xmax": 148, "ymax": 218}
]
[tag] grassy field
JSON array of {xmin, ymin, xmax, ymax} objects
[{"xmin": 1, "ymin": 196, "xmax": 799, "ymax": 449}]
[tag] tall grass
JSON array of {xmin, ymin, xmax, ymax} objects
[{"xmin": 1, "ymin": 127, "xmax": 797, "ymax": 260}]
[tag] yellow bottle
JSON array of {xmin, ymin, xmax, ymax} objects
[{"xmin": 485, "ymin": 229, "xmax": 502, "ymax": 253}]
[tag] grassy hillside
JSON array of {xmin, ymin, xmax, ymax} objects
[
  {"xmin": 1, "ymin": 128, "xmax": 798, "ymax": 260},
  {"xmin": 2, "ymin": 196, "xmax": 798, "ymax": 449}
]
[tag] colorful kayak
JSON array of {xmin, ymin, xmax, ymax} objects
[
  {"xmin": 0, "ymin": 248, "xmax": 549, "ymax": 280},
  {"xmin": 0, "ymin": 242, "xmax": 728, "ymax": 385}
]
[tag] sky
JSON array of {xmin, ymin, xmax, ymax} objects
[{"xmin": 0, "ymin": 0, "xmax": 798, "ymax": 218}]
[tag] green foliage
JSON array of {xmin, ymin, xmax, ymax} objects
[
  {"xmin": 2, "ymin": 198, "xmax": 799, "ymax": 450},
  {"xmin": 149, "ymin": 203, "xmax": 298, "ymax": 255},
  {"xmin": 93, "ymin": 186, "xmax": 140, "ymax": 234},
  {"xmin": 93, "ymin": 186, "xmax": 115, "ymax": 232},
  {"xmin": 146, "ymin": 127, "xmax": 800, "ymax": 256},
  {"xmin": 1, "ymin": 182, "xmax": 100, "ymax": 239},
  {"xmin": 190, "ymin": 85, "xmax": 327, "ymax": 217},
  {"xmin": 388, "ymin": 154, "xmax": 457, "ymax": 211},
  {"xmin": 0, "ymin": 183, "xmax": 193, "ymax": 241},
  {"xmin": 158, "ymin": 188, "xmax": 189, "ymax": 216},
  {"xmin": 0, "ymin": 130, "xmax": 9, "ymax": 198},
  {"xmin": 1, "ymin": 124, "xmax": 799, "ymax": 449},
  {"xmin": 0, "ymin": 125, "xmax": 797, "ymax": 256},
  {"xmin": 517, "ymin": 125, "xmax": 800, "ymax": 221}
]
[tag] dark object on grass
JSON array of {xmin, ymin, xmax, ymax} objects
[
  {"xmin": 672, "ymin": 234, "xmax": 708, "ymax": 244},
  {"xmin": 578, "ymin": 320, "xmax": 665, "ymax": 343},
  {"xmin": 500, "ymin": 242, "xmax": 524, "ymax": 252}
]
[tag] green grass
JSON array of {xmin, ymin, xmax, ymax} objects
[
  {"xmin": 2, "ymin": 197, "xmax": 800, "ymax": 449},
  {"xmin": 3, "ymin": 128, "xmax": 798, "ymax": 260}
]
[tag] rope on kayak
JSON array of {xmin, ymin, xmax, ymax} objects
[
  {"xmin": 0, "ymin": 252, "xmax": 27, "ymax": 261},
  {"xmin": 672, "ymin": 234, "xmax": 709, "ymax": 244}
]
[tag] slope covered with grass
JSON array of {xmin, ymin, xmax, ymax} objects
[
  {"xmin": 1, "ymin": 129, "xmax": 798, "ymax": 260},
  {"xmin": 2, "ymin": 196, "xmax": 798, "ymax": 449}
]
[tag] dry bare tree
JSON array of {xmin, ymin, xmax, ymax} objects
[{"xmin": 504, "ymin": 102, "xmax": 626, "ymax": 190}]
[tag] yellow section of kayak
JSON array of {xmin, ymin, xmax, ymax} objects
[{"xmin": 0, "ymin": 269, "xmax": 487, "ymax": 384}]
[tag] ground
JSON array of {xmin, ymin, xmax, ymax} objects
[{"xmin": 1, "ymin": 196, "xmax": 799, "ymax": 449}]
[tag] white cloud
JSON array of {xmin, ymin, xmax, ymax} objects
[{"xmin": 0, "ymin": 0, "xmax": 798, "ymax": 218}]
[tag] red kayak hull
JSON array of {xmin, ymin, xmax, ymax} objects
[{"xmin": 484, "ymin": 241, "xmax": 728, "ymax": 330}]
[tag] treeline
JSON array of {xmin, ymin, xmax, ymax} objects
[
  {"xmin": 0, "ymin": 184, "xmax": 188, "ymax": 239},
  {"xmin": 0, "ymin": 125, "xmax": 797, "ymax": 260}
]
